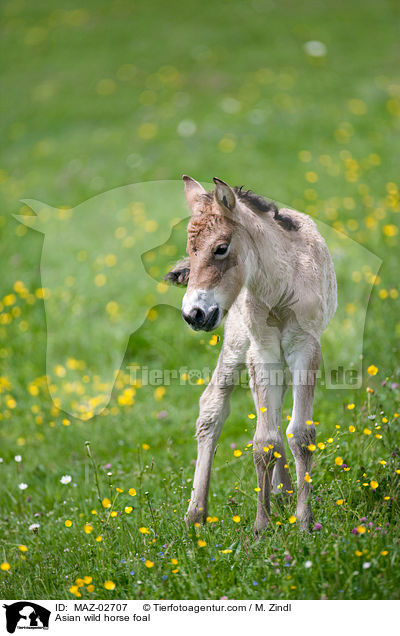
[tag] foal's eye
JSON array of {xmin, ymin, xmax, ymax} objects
[{"xmin": 214, "ymin": 243, "xmax": 230, "ymax": 258}]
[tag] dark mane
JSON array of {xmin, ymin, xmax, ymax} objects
[{"xmin": 233, "ymin": 186, "xmax": 299, "ymax": 231}]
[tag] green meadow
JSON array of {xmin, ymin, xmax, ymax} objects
[{"xmin": 0, "ymin": 0, "xmax": 399, "ymax": 600}]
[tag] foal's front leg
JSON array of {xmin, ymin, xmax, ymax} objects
[{"xmin": 185, "ymin": 328, "xmax": 248, "ymax": 525}]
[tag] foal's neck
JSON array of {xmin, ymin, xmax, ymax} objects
[{"xmin": 243, "ymin": 212, "xmax": 292, "ymax": 308}]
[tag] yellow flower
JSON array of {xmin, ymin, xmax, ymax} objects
[
  {"xmin": 248, "ymin": 413, "xmax": 256, "ymax": 419},
  {"xmin": 171, "ymin": 558, "xmax": 178, "ymax": 565},
  {"xmin": 95, "ymin": 536, "xmax": 103, "ymax": 542},
  {"xmin": 379, "ymin": 460, "xmax": 387, "ymax": 465},
  {"xmin": 139, "ymin": 527, "xmax": 150, "ymax": 534},
  {"xmin": 349, "ymin": 425, "xmax": 356, "ymax": 433},
  {"xmin": 110, "ymin": 511, "xmax": 117, "ymax": 518},
  {"xmin": 307, "ymin": 444, "xmax": 316, "ymax": 452},
  {"xmin": 347, "ymin": 403, "xmax": 355, "ymax": 410},
  {"xmin": 1, "ymin": 562, "xmax": 10, "ymax": 571},
  {"xmin": 355, "ymin": 550, "xmax": 363, "ymax": 557},
  {"xmin": 287, "ymin": 432, "xmax": 293, "ymax": 438},
  {"xmin": 83, "ymin": 524, "xmax": 93, "ymax": 534},
  {"xmin": 116, "ymin": 487, "xmax": 123, "ymax": 493},
  {"xmin": 172, "ymin": 568, "xmax": 179, "ymax": 574},
  {"xmin": 102, "ymin": 498, "xmax": 111, "ymax": 508},
  {"xmin": 18, "ymin": 545, "xmax": 28, "ymax": 552},
  {"xmin": 125, "ymin": 506, "xmax": 133, "ymax": 514},
  {"xmin": 335, "ymin": 456, "xmax": 343, "ymax": 466},
  {"xmin": 145, "ymin": 560, "xmax": 154, "ymax": 568},
  {"xmin": 317, "ymin": 442, "xmax": 325, "ymax": 450},
  {"xmin": 154, "ymin": 387, "xmax": 166, "ymax": 401},
  {"xmin": 65, "ymin": 520, "xmax": 72, "ymax": 527},
  {"xmin": 367, "ymin": 365, "xmax": 378, "ymax": 376},
  {"xmin": 260, "ymin": 406, "xmax": 267, "ymax": 413},
  {"xmin": 357, "ymin": 525, "xmax": 366, "ymax": 534},
  {"xmin": 232, "ymin": 515, "xmax": 240, "ymax": 523},
  {"xmin": 233, "ymin": 449, "xmax": 242, "ymax": 458},
  {"xmin": 83, "ymin": 576, "xmax": 92, "ymax": 584},
  {"xmin": 381, "ymin": 550, "xmax": 388, "ymax": 556},
  {"xmin": 304, "ymin": 473, "xmax": 312, "ymax": 483},
  {"xmin": 69, "ymin": 585, "xmax": 80, "ymax": 596},
  {"xmin": 129, "ymin": 488, "xmax": 137, "ymax": 496},
  {"xmin": 274, "ymin": 451, "xmax": 282, "ymax": 458},
  {"xmin": 197, "ymin": 539, "xmax": 207, "ymax": 547},
  {"xmin": 87, "ymin": 584, "xmax": 95, "ymax": 592},
  {"xmin": 383, "ymin": 224, "xmax": 397, "ymax": 237},
  {"xmin": 370, "ymin": 480, "xmax": 379, "ymax": 489},
  {"xmin": 254, "ymin": 487, "xmax": 261, "ymax": 492},
  {"xmin": 305, "ymin": 419, "xmax": 313, "ymax": 426},
  {"xmin": 142, "ymin": 443, "xmax": 150, "ymax": 450},
  {"xmin": 363, "ymin": 428, "xmax": 371, "ymax": 435},
  {"xmin": 104, "ymin": 580, "xmax": 115, "ymax": 590},
  {"xmin": 288, "ymin": 516, "xmax": 297, "ymax": 524},
  {"xmin": 336, "ymin": 499, "xmax": 344, "ymax": 505}
]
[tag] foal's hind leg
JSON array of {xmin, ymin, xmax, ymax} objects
[
  {"xmin": 282, "ymin": 331, "xmax": 321, "ymax": 531},
  {"xmin": 247, "ymin": 341, "xmax": 292, "ymax": 534},
  {"xmin": 185, "ymin": 316, "xmax": 249, "ymax": 525}
]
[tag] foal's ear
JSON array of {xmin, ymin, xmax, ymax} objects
[
  {"xmin": 163, "ymin": 257, "xmax": 190, "ymax": 287},
  {"xmin": 213, "ymin": 177, "xmax": 236, "ymax": 211},
  {"xmin": 182, "ymin": 175, "xmax": 206, "ymax": 210}
]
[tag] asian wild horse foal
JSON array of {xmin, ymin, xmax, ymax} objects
[{"xmin": 166, "ymin": 176, "xmax": 337, "ymax": 532}]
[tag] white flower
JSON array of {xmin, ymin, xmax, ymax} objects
[
  {"xmin": 60, "ymin": 475, "xmax": 72, "ymax": 485},
  {"xmin": 362, "ymin": 562, "xmax": 371, "ymax": 569},
  {"xmin": 304, "ymin": 560, "xmax": 312, "ymax": 568},
  {"xmin": 0, "ymin": 457, "xmax": 3, "ymax": 463},
  {"xmin": 18, "ymin": 482, "xmax": 28, "ymax": 490},
  {"xmin": 15, "ymin": 455, "xmax": 22, "ymax": 462},
  {"xmin": 303, "ymin": 40, "xmax": 327, "ymax": 58},
  {"xmin": 177, "ymin": 120, "xmax": 197, "ymax": 138},
  {"xmin": 29, "ymin": 523, "xmax": 40, "ymax": 531}
]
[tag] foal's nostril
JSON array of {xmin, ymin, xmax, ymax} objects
[
  {"xmin": 192, "ymin": 307, "xmax": 205, "ymax": 325},
  {"xmin": 182, "ymin": 306, "xmax": 206, "ymax": 328}
]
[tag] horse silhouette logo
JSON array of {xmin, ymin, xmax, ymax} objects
[
  {"xmin": 3, "ymin": 602, "xmax": 50, "ymax": 633},
  {"xmin": 14, "ymin": 180, "xmax": 380, "ymax": 420}
]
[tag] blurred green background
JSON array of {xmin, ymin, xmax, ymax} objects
[{"xmin": 0, "ymin": 0, "xmax": 399, "ymax": 600}]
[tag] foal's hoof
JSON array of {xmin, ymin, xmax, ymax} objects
[{"xmin": 184, "ymin": 508, "xmax": 206, "ymax": 527}]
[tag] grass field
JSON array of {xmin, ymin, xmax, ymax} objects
[{"xmin": 1, "ymin": 0, "xmax": 399, "ymax": 600}]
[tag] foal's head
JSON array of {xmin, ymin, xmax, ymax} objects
[{"xmin": 177, "ymin": 176, "xmax": 248, "ymax": 331}]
